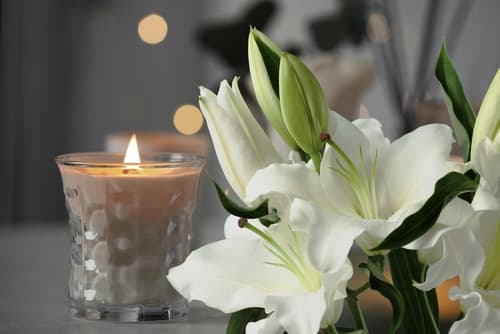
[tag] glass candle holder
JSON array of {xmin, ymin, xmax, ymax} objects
[{"xmin": 55, "ymin": 152, "xmax": 204, "ymax": 321}]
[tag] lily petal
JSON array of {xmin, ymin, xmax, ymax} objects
[
  {"xmin": 376, "ymin": 124, "xmax": 454, "ymax": 218},
  {"xmin": 449, "ymin": 288, "xmax": 500, "ymax": 334},
  {"xmin": 294, "ymin": 200, "xmax": 363, "ymax": 273},
  {"xmin": 416, "ymin": 228, "xmax": 483, "ymax": 292},
  {"xmin": 321, "ymin": 262, "xmax": 352, "ymax": 327},
  {"xmin": 219, "ymin": 79, "xmax": 280, "ymax": 169},
  {"xmin": 319, "ymin": 113, "xmax": 372, "ymax": 217},
  {"xmin": 265, "ymin": 288, "xmax": 326, "ymax": 334},
  {"xmin": 167, "ymin": 239, "xmax": 301, "ymax": 313},
  {"xmin": 289, "ymin": 198, "xmax": 315, "ymax": 233},
  {"xmin": 414, "ymin": 237, "xmax": 460, "ymax": 291},
  {"xmin": 325, "ymin": 111, "xmax": 371, "ymax": 169},
  {"xmin": 320, "ymin": 114, "xmax": 390, "ymax": 218},
  {"xmin": 224, "ymin": 215, "xmax": 261, "ymax": 240},
  {"xmin": 406, "ymin": 198, "xmax": 475, "ymax": 250},
  {"xmin": 199, "ymin": 78, "xmax": 281, "ymax": 200},
  {"xmin": 473, "ymin": 184, "xmax": 500, "ymax": 211},
  {"xmin": 472, "ymin": 138, "xmax": 500, "ymax": 202},
  {"xmin": 246, "ymin": 163, "xmax": 329, "ymax": 208},
  {"xmin": 353, "ymin": 118, "xmax": 390, "ymax": 155},
  {"xmin": 356, "ymin": 218, "xmax": 401, "ymax": 254},
  {"xmin": 246, "ymin": 313, "xmax": 283, "ymax": 334},
  {"xmin": 319, "ymin": 145, "xmax": 359, "ymax": 217}
]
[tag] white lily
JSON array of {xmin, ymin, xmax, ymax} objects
[
  {"xmin": 414, "ymin": 133, "xmax": 500, "ymax": 333},
  {"xmin": 409, "ymin": 200, "xmax": 480, "ymax": 293},
  {"xmin": 246, "ymin": 111, "xmax": 456, "ymax": 254},
  {"xmin": 449, "ymin": 138, "xmax": 500, "ymax": 333},
  {"xmin": 199, "ymin": 77, "xmax": 281, "ymax": 201},
  {"xmin": 415, "ymin": 208, "xmax": 500, "ymax": 334},
  {"xmin": 167, "ymin": 215, "xmax": 353, "ymax": 334}
]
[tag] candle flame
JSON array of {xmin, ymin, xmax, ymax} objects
[{"xmin": 124, "ymin": 133, "xmax": 141, "ymax": 163}]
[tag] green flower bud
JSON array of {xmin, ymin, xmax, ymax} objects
[
  {"xmin": 472, "ymin": 68, "xmax": 500, "ymax": 159},
  {"xmin": 279, "ymin": 52, "xmax": 329, "ymax": 162},
  {"xmin": 248, "ymin": 28, "xmax": 299, "ymax": 150}
]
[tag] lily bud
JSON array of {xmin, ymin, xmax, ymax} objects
[
  {"xmin": 279, "ymin": 53, "xmax": 329, "ymax": 160},
  {"xmin": 248, "ymin": 28, "xmax": 299, "ymax": 150},
  {"xmin": 199, "ymin": 77, "xmax": 282, "ymax": 201},
  {"xmin": 471, "ymin": 68, "xmax": 500, "ymax": 160}
]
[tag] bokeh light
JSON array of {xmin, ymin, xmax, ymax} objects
[
  {"xmin": 137, "ymin": 14, "xmax": 168, "ymax": 45},
  {"xmin": 173, "ymin": 104, "xmax": 204, "ymax": 135}
]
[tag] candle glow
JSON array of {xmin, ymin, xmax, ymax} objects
[{"xmin": 123, "ymin": 133, "xmax": 141, "ymax": 164}]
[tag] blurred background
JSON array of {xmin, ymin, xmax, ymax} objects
[
  {"xmin": 4, "ymin": 0, "xmax": 500, "ymax": 225},
  {"xmin": 1, "ymin": 0, "xmax": 500, "ymax": 330},
  {"xmin": 3, "ymin": 0, "xmax": 500, "ymax": 246}
]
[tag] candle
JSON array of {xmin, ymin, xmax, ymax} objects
[{"xmin": 56, "ymin": 134, "xmax": 204, "ymax": 321}]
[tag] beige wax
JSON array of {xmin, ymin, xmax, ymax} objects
[{"xmin": 59, "ymin": 164, "xmax": 202, "ymax": 305}]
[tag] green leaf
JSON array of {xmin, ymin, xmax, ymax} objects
[
  {"xmin": 372, "ymin": 171, "xmax": 478, "ymax": 251},
  {"xmin": 226, "ymin": 308, "xmax": 267, "ymax": 334},
  {"xmin": 360, "ymin": 256, "xmax": 404, "ymax": 334},
  {"xmin": 435, "ymin": 42, "xmax": 476, "ymax": 161},
  {"xmin": 388, "ymin": 249, "xmax": 440, "ymax": 334},
  {"xmin": 213, "ymin": 181, "xmax": 269, "ymax": 219},
  {"xmin": 259, "ymin": 208, "xmax": 281, "ymax": 227}
]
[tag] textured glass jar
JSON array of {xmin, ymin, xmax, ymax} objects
[{"xmin": 55, "ymin": 152, "xmax": 204, "ymax": 321}]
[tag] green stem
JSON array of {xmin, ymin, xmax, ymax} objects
[
  {"xmin": 388, "ymin": 249, "xmax": 440, "ymax": 334},
  {"xmin": 311, "ymin": 151, "xmax": 322, "ymax": 174},
  {"xmin": 326, "ymin": 325, "xmax": 338, "ymax": 334},
  {"xmin": 351, "ymin": 282, "xmax": 370, "ymax": 297},
  {"xmin": 346, "ymin": 291, "xmax": 369, "ymax": 334}
]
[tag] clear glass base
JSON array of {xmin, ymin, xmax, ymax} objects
[
  {"xmin": 57, "ymin": 153, "xmax": 205, "ymax": 323},
  {"xmin": 70, "ymin": 298, "xmax": 188, "ymax": 321}
]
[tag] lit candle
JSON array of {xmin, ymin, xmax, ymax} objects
[{"xmin": 56, "ymin": 134, "xmax": 204, "ymax": 321}]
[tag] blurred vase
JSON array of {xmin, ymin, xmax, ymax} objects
[{"xmin": 303, "ymin": 52, "xmax": 376, "ymax": 120}]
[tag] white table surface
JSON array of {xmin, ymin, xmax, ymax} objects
[{"xmin": 0, "ymin": 225, "xmax": 228, "ymax": 334}]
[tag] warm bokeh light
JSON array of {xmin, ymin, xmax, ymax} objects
[
  {"xmin": 137, "ymin": 14, "xmax": 168, "ymax": 45},
  {"xmin": 437, "ymin": 277, "xmax": 461, "ymax": 320},
  {"xmin": 124, "ymin": 133, "xmax": 141, "ymax": 163},
  {"xmin": 173, "ymin": 104, "xmax": 204, "ymax": 135}
]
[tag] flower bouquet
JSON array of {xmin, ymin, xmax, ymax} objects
[{"xmin": 167, "ymin": 28, "xmax": 500, "ymax": 334}]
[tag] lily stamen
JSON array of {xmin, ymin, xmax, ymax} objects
[
  {"xmin": 238, "ymin": 219, "xmax": 321, "ymax": 291},
  {"xmin": 322, "ymin": 132, "xmax": 379, "ymax": 219},
  {"xmin": 238, "ymin": 217, "xmax": 248, "ymax": 228}
]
